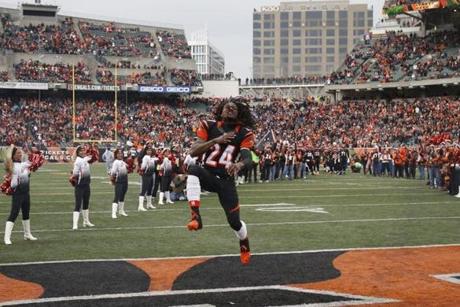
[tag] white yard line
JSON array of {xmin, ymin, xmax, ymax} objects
[
  {"xmin": 0, "ymin": 201, "xmax": 456, "ymax": 215},
  {"xmin": 2, "ymin": 216, "xmax": 459, "ymax": 235}
]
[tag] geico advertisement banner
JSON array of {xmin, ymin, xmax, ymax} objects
[{"xmin": 139, "ymin": 86, "xmax": 191, "ymax": 93}]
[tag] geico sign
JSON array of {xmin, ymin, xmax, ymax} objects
[
  {"xmin": 139, "ymin": 86, "xmax": 191, "ymax": 93},
  {"xmin": 166, "ymin": 87, "xmax": 190, "ymax": 93},
  {"xmin": 141, "ymin": 86, "xmax": 165, "ymax": 92}
]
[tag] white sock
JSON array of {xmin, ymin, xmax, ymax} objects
[
  {"xmin": 234, "ymin": 220, "xmax": 248, "ymax": 240},
  {"xmin": 186, "ymin": 175, "xmax": 201, "ymax": 202}
]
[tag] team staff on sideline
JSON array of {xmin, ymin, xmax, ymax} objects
[
  {"xmin": 70, "ymin": 145, "xmax": 97, "ymax": 230},
  {"xmin": 110, "ymin": 149, "xmax": 129, "ymax": 219},
  {"xmin": 184, "ymin": 100, "xmax": 255, "ymax": 265},
  {"xmin": 3, "ymin": 146, "xmax": 44, "ymax": 245}
]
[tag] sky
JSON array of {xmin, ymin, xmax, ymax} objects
[{"xmin": 0, "ymin": 0, "xmax": 384, "ymax": 79}]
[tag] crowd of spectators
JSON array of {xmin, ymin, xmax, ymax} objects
[
  {"xmin": 78, "ymin": 21, "xmax": 158, "ymax": 57},
  {"xmin": 253, "ymin": 96, "xmax": 459, "ymax": 150},
  {"xmin": 14, "ymin": 60, "xmax": 91, "ymax": 83},
  {"xmin": 1, "ymin": 94, "xmax": 458, "ymax": 151},
  {"xmin": 331, "ymin": 31, "xmax": 460, "ymax": 84},
  {"xmin": 96, "ymin": 57, "xmax": 163, "ymax": 70},
  {"xmin": 96, "ymin": 69, "xmax": 167, "ymax": 86},
  {"xmin": 1, "ymin": 16, "xmax": 82, "ymax": 54},
  {"xmin": 0, "ymin": 71, "xmax": 8, "ymax": 82},
  {"xmin": 246, "ymin": 76, "xmax": 328, "ymax": 86},
  {"xmin": 156, "ymin": 30, "xmax": 191, "ymax": 59},
  {"xmin": 169, "ymin": 69, "xmax": 202, "ymax": 87}
]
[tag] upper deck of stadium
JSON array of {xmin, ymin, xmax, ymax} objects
[{"xmin": 0, "ymin": 2, "xmax": 201, "ymax": 90}]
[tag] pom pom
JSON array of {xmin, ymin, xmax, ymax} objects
[{"xmin": 0, "ymin": 174, "xmax": 13, "ymax": 196}]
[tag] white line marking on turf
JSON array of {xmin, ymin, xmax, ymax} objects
[
  {"xmin": 0, "ymin": 243, "xmax": 458, "ymax": 267},
  {"xmin": 3, "ymin": 216, "xmax": 460, "ymax": 235},
  {"xmin": 0, "ymin": 201, "xmax": 456, "ymax": 215},
  {"xmin": 431, "ymin": 273, "xmax": 460, "ymax": 285},
  {"xmin": 0, "ymin": 285, "xmax": 399, "ymax": 306},
  {"xmin": 24, "ymin": 186, "xmax": 426, "ymax": 191},
  {"xmin": 0, "ymin": 191, "xmax": 439, "ymax": 198},
  {"xmin": 256, "ymin": 206, "xmax": 329, "ymax": 214}
]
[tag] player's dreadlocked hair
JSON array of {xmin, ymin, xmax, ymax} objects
[{"xmin": 214, "ymin": 99, "xmax": 255, "ymax": 129}]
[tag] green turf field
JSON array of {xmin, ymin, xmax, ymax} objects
[{"xmin": 0, "ymin": 164, "xmax": 459, "ymax": 264}]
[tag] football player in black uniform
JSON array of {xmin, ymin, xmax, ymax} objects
[{"xmin": 185, "ymin": 100, "xmax": 255, "ymax": 265}]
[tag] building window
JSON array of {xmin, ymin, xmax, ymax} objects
[
  {"xmin": 293, "ymin": 39, "xmax": 301, "ymax": 46},
  {"xmin": 264, "ymin": 13, "xmax": 274, "ymax": 20},
  {"xmin": 306, "ymin": 38, "xmax": 322, "ymax": 45},
  {"xmin": 263, "ymin": 57, "xmax": 274, "ymax": 64},
  {"xmin": 306, "ymin": 56, "xmax": 321, "ymax": 63},
  {"xmin": 253, "ymin": 40, "xmax": 261, "ymax": 46},
  {"xmin": 306, "ymin": 65, "xmax": 321, "ymax": 72},
  {"xmin": 263, "ymin": 48, "xmax": 274, "ymax": 55},
  {"xmin": 327, "ymin": 56, "xmax": 335, "ymax": 63},
  {"xmin": 253, "ymin": 13, "xmax": 261, "ymax": 20},
  {"xmin": 292, "ymin": 29, "xmax": 301, "ymax": 37},
  {"xmin": 253, "ymin": 31, "xmax": 261, "ymax": 38},
  {"xmin": 264, "ymin": 40, "xmax": 275, "ymax": 46},
  {"xmin": 253, "ymin": 48, "xmax": 261, "ymax": 55},
  {"xmin": 253, "ymin": 57, "xmax": 261, "ymax": 63},
  {"xmin": 307, "ymin": 29, "xmax": 322, "ymax": 36},
  {"xmin": 326, "ymin": 38, "xmax": 335, "ymax": 45},
  {"xmin": 368, "ymin": 19, "xmax": 373, "ymax": 27},
  {"xmin": 293, "ymin": 11, "xmax": 301, "ymax": 19},
  {"xmin": 281, "ymin": 57, "xmax": 289, "ymax": 63},
  {"xmin": 281, "ymin": 30, "xmax": 289, "ymax": 37},
  {"xmin": 326, "ymin": 29, "xmax": 335, "ymax": 36},
  {"xmin": 326, "ymin": 47, "xmax": 335, "ymax": 54},
  {"xmin": 293, "ymin": 57, "xmax": 301, "ymax": 63},
  {"xmin": 293, "ymin": 48, "xmax": 301, "ymax": 54},
  {"xmin": 306, "ymin": 47, "xmax": 322, "ymax": 54},
  {"xmin": 280, "ymin": 39, "xmax": 289, "ymax": 46},
  {"xmin": 293, "ymin": 21, "xmax": 302, "ymax": 27},
  {"xmin": 339, "ymin": 47, "xmax": 347, "ymax": 54},
  {"xmin": 306, "ymin": 11, "xmax": 322, "ymax": 19},
  {"xmin": 281, "ymin": 48, "xmax": 289, "ymax": 55},
  {"xmin": 264, "ymin": 31, "xmax": 275, "ymax": 37},
  {"xmin": 339, "ymin": 11, "xmax": 348, "ymax": 19},
  {"xmin": 339, "ymin": 19, "xmax": 347, "ymax": 27},
  {"xmin": 339, "ymin": 37, "xmax": 347, "ymax": 45},
  {"xmin": 293, "ymin": 65, "xmax": 301, "ymax": 72},
  {"xmin": 253, "ymin": 22, "xmax": 261, "ymax": 29},
  {"xmin": 281, "ymin": 12, "xmax": 289, "ymax": 20},
  {"xmin": 264, "ymin": 21, "xmax": 275, "ymax": 29},
  {"xmin": 339, "ymin": 29, "xmax": 348, "ymax": 36}
]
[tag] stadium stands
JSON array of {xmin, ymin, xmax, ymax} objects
[
  {"xmin": 1, "ymin": 95, "xmax": 458, "ymax": 151},
  {"xmin": 156, "ymin": 30, "xmax": 191, "ymax": 59},
  {"xmin": 330, "ymin": 31, "xmax": 460, "ymax": 84},
  {"xmin": 0, "ymin": 8, "xmax": 198, "ymax": 87},
  {"xmin": 14, "ymin": 60, "xmax": 91, "ymax": 83}
]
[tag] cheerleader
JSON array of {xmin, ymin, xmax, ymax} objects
[
  {"xmin": 138, "ymin": 147, "xmax": 156, "ymax": 211},
  {"xmin": 158, "ymin": 149, "xmax": 174, "ymax": 205},
  {"xmin": 70, "ymin": 145, "xmax": 96, "ymax": 230},
  {"xmin": 110, "ymin": 149, "xmax": 129, "ymax": 218},
  {"xmin": 3, "ymin": 146, "xmax": 43, "ymax": 245}
]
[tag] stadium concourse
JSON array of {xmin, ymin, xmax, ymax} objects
[{"xmin": 0, "ymin": 1, "xmax": 460, "ymax": 306}]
